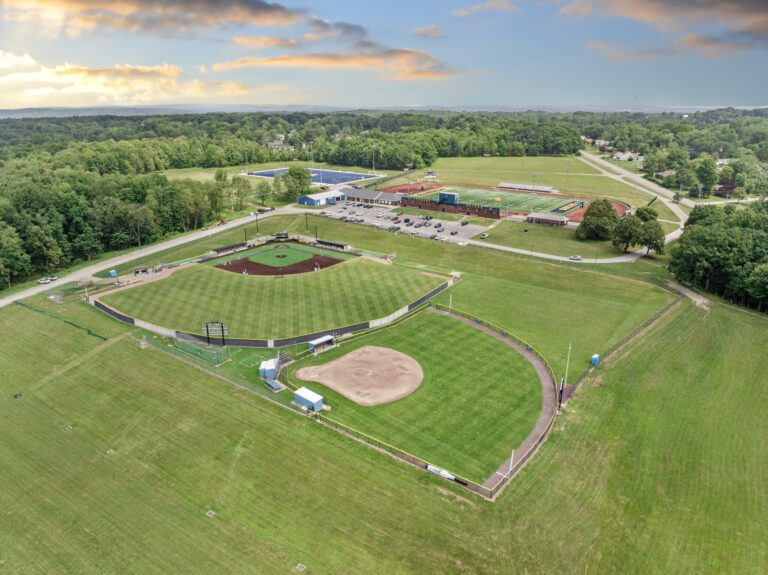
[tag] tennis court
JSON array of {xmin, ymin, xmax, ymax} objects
[
  {"xmin": 248, "ymin": 167, "xmax": 382, "ymax": 185},
  {"xmin": 415, "ymin": 186, "xmax": 578, "ymax": 214}
]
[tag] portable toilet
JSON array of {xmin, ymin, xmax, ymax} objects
[
  {"xmin": 108, "ymin": 270, "xmax": 118, "ymax": 278},
  {"xmin": 294, "ymin": 387, "xmax": 324, "ymax": 411},
  {"xmin": 259, "ymin": 358, "xmax": 278, "ymax": 380},
  {"xmin": 591, "ymin": 354, "xmax": 600, "ymax": 366}
]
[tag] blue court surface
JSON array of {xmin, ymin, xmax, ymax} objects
[{"xmin": 248, "ymin": 167, "xmax": 381, "ymax": 185}]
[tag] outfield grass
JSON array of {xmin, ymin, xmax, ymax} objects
[
  {"xmin": 285, "ymin": 311, "xmax": 542, "ymax": 481},
  {"xmin": 3, "ymin": 274, "xmax": 766, "ymax": 572},
  {"xmin": 101, "ymin": 259, "xmax": 446, "ymax": 339},
  {"xmin": 475, "ymin": 221, "xmax": 618, "ymax": 258},
  {"xmin": 416, "ymin": 186, "xmax": 577, "ymax": 213}
]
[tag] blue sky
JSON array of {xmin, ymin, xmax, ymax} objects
[{"xmin": 0, "ymin": 0, "xmax": 766, "ymax": 108}]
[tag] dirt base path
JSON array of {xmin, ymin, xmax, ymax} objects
[{"xmin": 428, "ymin": 308, "xmax": 557, "ymax": 495}]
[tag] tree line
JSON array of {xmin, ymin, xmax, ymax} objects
[{"xmin": 669, "ymin": 202, "xmax": 768, "ymax": 312}]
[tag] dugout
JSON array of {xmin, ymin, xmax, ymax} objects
[
  {"xmin": 307, "ymin": 334, "xmax": 335, "ymax": 354},
  {"xmin": 294, "ymin": 387, "xmax": 324, "ymax": 411},
  {"xmin": 259, "ymin": 358, "xmax": 278, "ymax": 380}
]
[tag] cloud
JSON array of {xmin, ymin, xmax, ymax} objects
[
  {"xmin": 561, "ymin": 1, "xmax": 768, "ymax": 45},
  {"xmin": 0, "ymin": 51, "xmax": 251, "ymax": 106},
  {"xmin": 412, "ymin": 25, "xmax": 444, "ymax": 38},
  {"xmin": 586, "ymin": 34, "xmax": 751, "ymax": 61},
  {"xmin": 233, "ymin": 35, "xmax": 300, "ymax": 49},
  {"xmin": 0, "ymin": 0, "xmax": 304, "ymax": 37},
  {"xmin": 212, "ymin": 49, "xmax": 459, "ymax": 80},
  {"xmin": 454, "ymin": 0, "xmax": 518, "ymax": 17},
  {"xmin": 0, "ymin": 51, "xmax": 39, "ymax": 73}
]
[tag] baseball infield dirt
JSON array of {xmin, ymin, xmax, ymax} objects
[{"xmin": 295, "ymin": 345, "xmax": 423, "ymax": 406}]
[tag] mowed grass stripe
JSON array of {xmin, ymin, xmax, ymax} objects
[
  {"xmin": 102, "ymin": 259, "xmax": 446, "ymax": 340},
  {"xmin": 286, "ymin": 312, "xmax": 542, "ymax": 480}
]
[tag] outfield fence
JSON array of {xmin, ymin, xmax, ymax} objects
[
  {"xmin": 13, "ymin": 301, "xmax": 109, "ymax": 341},
  {"xmin": 431, "ymin": 303, "xmax": 559, "ymax": 498},
  {"xmin": 570, "ymin": 295, "xmax": 683, "ymax": 387},
  {"xmin": 89, "ymin": 278, "xmax": 454, "ymax": 349}
]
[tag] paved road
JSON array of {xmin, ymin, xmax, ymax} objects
[{"xmin": 0, "ymin": 204, "xmax": 307, "ymax": 310}]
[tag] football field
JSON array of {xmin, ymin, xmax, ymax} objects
[{"xmin": 416, "ymin": 186, "xmax": 577, "ymax": 213}]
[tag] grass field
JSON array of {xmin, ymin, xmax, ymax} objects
[
  {"xmin": 475, "ymin": 221, "xmax": 618, "ymax": 258},
  {"xmin": 416, "ymin": 186, "xmax": 578, "ymax": 213},
  {"xmin": 203, "ymin": 243, "xmax": 355, "ymax": 268},
  {"xmin": 101, "ymin": 258, "xmax": 446, "ymax": 339},
  {"xmin": 3, "ymin": 274, "xmax": 766, "ymax": 572},
  {"xmin": 285, "ymin": 311, "xmax": 542, "ymax": 481}
]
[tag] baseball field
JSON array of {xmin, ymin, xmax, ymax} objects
[
  {"xmin": 100, "ymin": 257, "xmax": 447, "ymax": 339},
  {"xmin": 3, "ymin": 211, "xmax": 764, "ymax": 573}
]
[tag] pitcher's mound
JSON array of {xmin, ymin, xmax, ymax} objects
[{"xmin": 296, "ymin": 345, "xmax": 423, "ymax": 406}]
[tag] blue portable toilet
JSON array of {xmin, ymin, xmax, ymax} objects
[
  {"xmin": 108, "ymin": 270, "xmax": 118, "ymax": 278},
  {"xmin": 591, "ymin": 354, "xmax": 600, "ymax": 366},
  {"xmin": 294, "ymin": 387, "xmax": 324, "ymax": 411}
]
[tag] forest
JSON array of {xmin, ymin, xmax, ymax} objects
[{"xmin": 0, "ymin": 109, "xmax": 767, "ymax": 303}]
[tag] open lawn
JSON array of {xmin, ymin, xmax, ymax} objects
[
  {"xmin": 101, "ymin": 258, "xmax": 446, "ymax": 339},
  {"xmin": 285, "ymin": 311, "xmax": 542, "ymax": 481},
  {"xmin": 2, "ymin": 266, "xmax": 766, "ymax": 573},
  {"xmin": 476, "ymin": 221, "xmax": 618, "ymax": 258}
]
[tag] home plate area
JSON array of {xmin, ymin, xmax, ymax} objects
[{"xmin": 295, "ymin": 346, "xmax": 423, "ymax": 406}]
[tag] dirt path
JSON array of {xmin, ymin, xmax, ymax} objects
[
  {"xmin": 666, "ymin": 280, "xmax": 711, "ymax": 309},
  {"xmin": 428, "ymin": 308, "xmax": 557, "ymax": 493}
]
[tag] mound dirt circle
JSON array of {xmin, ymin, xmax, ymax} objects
[{"xmin": 296, "ymin": 345, "xmax": 423, "ymax": 406}]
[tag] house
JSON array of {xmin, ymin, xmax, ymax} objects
[
  {"xmin": 612, "ymin": 151, "xmax": 638, "ymax": 162},
  {"xmin": 714, "ymin": 183, "xmax": 736, "ymax": 198}
]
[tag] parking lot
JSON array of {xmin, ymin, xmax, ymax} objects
[{"xmin": 318, "ymin": 202, "xmax": 490, "ymax": 243}]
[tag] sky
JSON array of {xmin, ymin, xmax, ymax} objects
[{"xmin": 0, "ymin": 0, "xmax": 767, "ymax": 109}]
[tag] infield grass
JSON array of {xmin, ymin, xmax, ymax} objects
[
  {"xmin": 285, "ymin": 311, "xmax": 543, "ymax": 481},
  {"xmin": 101, "ymin": 258, "xmax": 446, "ymax": 339}
]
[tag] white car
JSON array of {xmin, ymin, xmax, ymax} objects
[
  {"xmin": 37, "ymin": 277, "xmax": 50, "ymax": 285},
  {"xmin": 569, "ymin": 255, "xmax": 583, "ymax": 261}
]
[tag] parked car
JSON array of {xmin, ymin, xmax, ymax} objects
[
  {"xmin": 48, "ymin": 275, "xmax": 58, "ymax": 281},
  {"xmin": 480, "ymin": 233, "xmax": 490, "ymax": 239},
  {"xmin": 450, "ymin": 230, "xmax": 459, "ymax": 236},
  {"xmin": 37, "ymin": 277, "xmax": 50, "ymax": 285},
  {"xmin": 569, "ymin": 255, "xmax": 583, "ymax": 261},
  {"xmin": 460, "ymin": 220, "xmax": 469, "ymax": 226}
]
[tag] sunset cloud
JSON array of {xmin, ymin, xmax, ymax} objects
[
  {"xmin": 212, "ymin": 50, "xmax": 459, "ymax": 80},
  {"xmin": 0, "ymin": 0, "xmax": 304, "ymax": 37},
  {"xmin": 0, "ymin": 52, "xmax": 250, "ymax": 106},
  {"xmin": 233, "ymin": 35, "xmax": 300, "ymax": 49},
  {"xmin": 586, "ymin": 33, "xmax": 751, "ymax": 61},
  {"xmin": 454, "ymin": 0, "xmax": 518, "ymax": 17}
]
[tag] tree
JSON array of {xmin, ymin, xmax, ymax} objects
[
  {"xmin": 611, "ymin": 215, "xmax": 643, "ymax": 252},
  {"xmin": 256, "ymin": 179, "xmax": 272, "ymax": 206},
  {"xmin": 746, "ymin": 263, "xmax": 768, "ymax": 311},
  {"xmin": 635, "ymin": 206, "xmax": 658, "ymax": 222},
  {"xmin": 575, "ymin": 199, "xmax": 619, "ymax": 241},
  {"xmin": 0, "ymin": 222, "xmax": 31, "ymax": 287},
  {"xmin": 272, "ymin": 173, "xmax": 283, "ymax": 198},
  {"xmin": 640, "ymin": 220, "xmax": 665, "ymax": 255},
  {"xmin": 282, "ymin": 166, "xmax": 312, "ymax": 201},
  {"xmin": 695, "ymin": 155, "xmax": 718, "ymax": 195}
]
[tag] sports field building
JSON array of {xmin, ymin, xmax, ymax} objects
[
  {"xmin": 343, "ymin": 188, "xmax": 404, "ymax": 206},
  {"xmin": 498, "ymin": 182, "xmax": 557, "ymax": 193},
  {"xmin": 526, "ymin": 212, "xmax": 569, "ymax": 226},
  {"xmin": 298, "ymin": 190, "xmax": 347, "ymax": 207}
]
